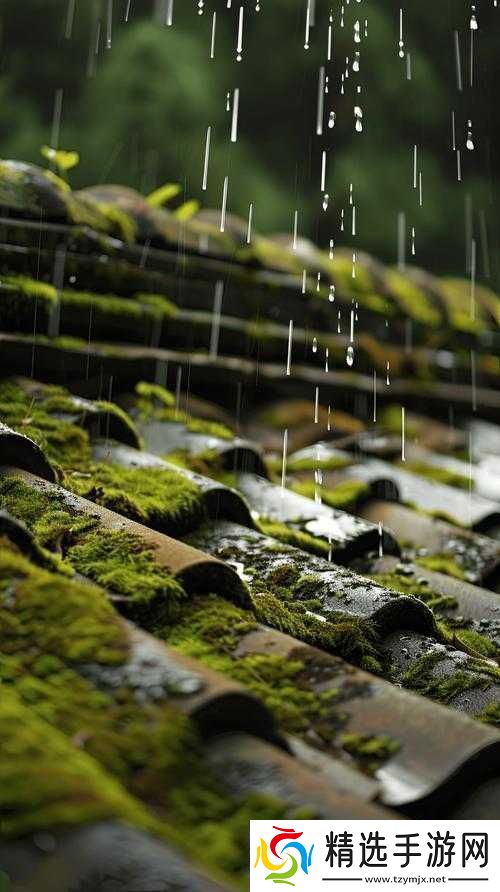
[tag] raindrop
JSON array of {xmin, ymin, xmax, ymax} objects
[
  {"xmin": 354, "ymin": 104, "xmax": 363, "ymax": 132},
  {"xmin": 398, "ymin": 7, "xmax": 404, "ymax": 58},
  {"xmin": 329, "ymin": 239, "xmax": 334, "ymax": 259},
  {"xmin": 386, "ymin": 361, "xmax": 391, "ymax": 385},
  {"xmin": 325, "ymin": 348, "xmax": 329, "ymax": 372},
  {"xmin": 470, "ymin": 5, "xmax": 478, "ymax": 29},
  {"xmin": 322, "ymin": 192, "xmax": 329, "ymax": 211},
  {"xmin": 337, "ymin": 310, "xmax": 341, "ymax": 333},
  {"xmin": 411, "ymin": 226, "xmax": 416, "ymax": 255},
  {"xmin": 316, "ymin": 271, "xmax": 321, "ymax": 291},
  {"xmin": 312, "ymin": 337, "xmax": 318, "ymax": 354},
  {"xmin": 340, "ymin": 208, "xmax": 345, "ymax": 231},
  {"xmin": 466, "ymin": 119, "xmax": 474, "ymax": 150},
  {"xmin": 353, "ymin": 51, "xmax": 360, "ymax": 72},
  {"xmin": 346, "ymin": 345, "xmax": 354, "ymax": 367},
  {"xmin": 226, "ymin": 92, "xmax": 231, "ymax": 112},
  {"xmin": 198, "ymin": 0, "xmax": 204, "ymax": 15},
  {"xmin": 328, "ymin": 283, "xmax": 335, "ymax": 302},
  {"xmin": 328, "ymin": 110, "xmax": 336, "ymax": 129},
  {"xmin": 236, "ymin": 5, "xmax": 244, "ymax": 61},
  {"xmin": 354, "ymin": 20, "xmax": 361, "ymax": 43}
]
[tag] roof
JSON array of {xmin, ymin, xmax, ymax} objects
[{"xmin": 1, "ymin": 160, "xmax": 500, "ymax": 890}]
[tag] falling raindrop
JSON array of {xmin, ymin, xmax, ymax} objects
[
  {"xmin": 352, "ymin": 251, "xmax": 357, "ymax": 278},
  {"xmin": 325, "ymin": 348, "xmax": 329, "ymax": 372},
  {"xmin": 470, "ymin": 5, "xmax": 478, "ymax": 29},
  {"xmin": 327, "ymin": 405, "xmax": 331, "ymax": 431},
  {"xmin": 198, "ymin": 0, "xmax": 204, "ymax": 15},
  {"xmin": 286, "ymin": 319, "xmax": 293, "ymax": 375},
  {"xmin": 378, "ymin": 521, "xmax": 384, "ymax": 558},
  {"xmin": 337, "ymin": 310, "xmax": 341, "ymax": 333},
  {"xmin": 353, "ymin": 51, "xmax": 360, "ymax": 72},
  {"xmin": 411, "ymin": 226, "xmax": 416, "ymax": 255},
  {"xmin": 322, "ymin": 192, "xmax": 329, "ymax": 211},
  {"xmin": 386, "ymin": 361, "xmax": 391, "ymax": 385},
  {"xmin": 354, "ymin": 19, "xmax": 361, "ymax": 43},
  {"xmin": 340, "ymin": 209, "xmax": 345, "ymax": 231},
  {"xmin": 312, "ymin": 337, "xmax": 318, "ymax": 354},
  {"xmin": 466, "ymin": 119, "xmax": 474, "ymax": 150},
  {"xmin": 325, "ymin": 75, "xmax": 330, "ymax": 94},
  {"xmin": 226, "ymin": 92, "xmax": 231, "ymax": 112},
  {"xmin": 328, "ymin": 110, "xmax": 336, "ymax": 129},
  {"xmin": 328, "ymin": 283, "xmax": 335, "ymax": 302},
  {"xmin": 340, "ymin": 5, "xmax": 345, "ymax": 27},
  {"xmin": 398, "ymin": 7, "xmax": 404, "ymax": 58},
  {"xmin": 236, "ymin": 5, "xmax": 244, "ymax": 61},
  {"xmin": 210, "ymin": 11, "xmax": 217, "ymax": 58},
  {"xmin": 346, "ymin": 345, "xmax": 354, "ymax": 366},
  {"xmin": 329, "ymin": 239, "xmax": 334, "ymax": 259},
  {"xmin": 354, "ymin": 104, "xmax": 363, "ymax": 132},
  {"xmin": 316, "ymin": 271, "xmax": 321, "ymax": 291},
  {"xmin": 314, "ymin": 386, "xmax": 320, "ymax": 424}
]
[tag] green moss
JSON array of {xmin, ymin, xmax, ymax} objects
[
  {"xmin": 0, "ymin": 476, "xmax": 186, "ymax": 626},
  {"xmin": 257, "ymin": 518, "xmax": 331, "ymax": 558},
  {"xmin": 252, "ymin": 592, "xmax": 383, "ymax": 674},
  {"xmin": 370, "ymin": 571, "xmax": 458, "ymax": 613},
  {"xmin": 68, "ymin": 462, "xmax": 205, "ymax": 535},
  {"xmin": 0, "ymin": 379, "xmax": 91, "ymax": 471},
  {"xmin": 267, "ymin": 454, "xmax": 352, "ymax": 475},
  {"xmin": 60, "ymin": 287, "xmax": 177, "ymax": 325},
  {"xmin": 385, "ymin": 268, "xmax": 441, "ymax": 327},
  {"xmin": 416, "ymin": 555, "xmax": 466, "ymax": 580},
  {"xmin": 450, "ymin": 628, "xmax": 498, "ymax": 658},
  {"xmin": 0, "ymin": 545, "xmax": 128, "ymax": 665},
  {"xmin": 399, "ymin": 461, "xmax": 470, "ymax": 490},
  {"xmin": 0, "ymin": 686, "xmax": 159, "ymax": 838},
  {"xmin": 340, "ymin": 733, "xmax": 400, "ymax": 774},
  {"xmin": 68, "ymin": 529, "xmax": 185, "ymax": 626},
  {"xmin": 292, "ymin": 479, "xmax": 370, "ymax": 511},
  {"xmin": 476, "ymin": 702, "xmax": 500, "ymax": 727},
  {"xmin": 399, "ymin": 651, "xmax": 489, "ymax": 703}
]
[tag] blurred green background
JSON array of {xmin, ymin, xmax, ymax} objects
[{"xmin": 0, "ymin": 0, "xmax": 498, "ymax": 281}]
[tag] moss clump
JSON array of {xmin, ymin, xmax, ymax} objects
[
  {"xmin": 0, "ymin": 686, "xmax": 158, "ymax": 839},
  {"xmin": 0, "ymin": 545, "xmax": 128, "ymax": 665},
  {"xmin": 370, "ymin": 571, "xmax": 458, "ymax": 613},
  {"xmin": 164, "ymin": 594, "xmax": 342, "ymax": 738},
  {"xmin": 68, "ymin": 529, "xmax": 185, "ymax": 626},
  {"xmin": 267, "ymin": 454, "xmax": 352, "ymax": 475},
  {"xmin": 0, "ymin": 476, "xmax": 185, "ymax": 626},
  {"xmin": 135, "ymin": 380, "xmax": 175, "ymax": 417},
  {"xmin": 0, "ymin": 379, "xmax": 91, "ymax": 471},
  {"xmin": 399, "ymin": 461, "xmax": 470, "ymax": 490},
  {"xmin": 385, "ymin": 268, "xmax": 441, "ymax": 327},
  {"xmin": 252, "ymin": 592, "xmax": 383, "ymax": 675},
  {"xmin": 340, "ymin": 733, "xmax": 400, "ymax": 774},
  {"xmin": 292, "ymin": 479, "xmax": 370, "ymax": 511},
  {"xmin": 448, "ymin": 627, "xmax": 498, "ymax": 659},
  {"xmin": 134, "ymin": 381, "xmax": 234, "ymax": 439},
  {"xmin": 257, "ymin": 518, "xmax": 331, "ymax": 558},
  {"xmin": 416, "ymin": 554, "xmax": 466, "ymax": 580},
  {"xmin": 476, "ymin": 702, "xmax": 500, "ymax": 727},
  {"xmin": 69, "ymin": 462, "xmax": 205, "ymax": 536},
  {"xmin": 399, "ymin": 651, "xmax": 489, "ymax": 704}
]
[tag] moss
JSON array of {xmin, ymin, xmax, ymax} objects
[
  {"xmin": 0, "ymin": 476, "xmax": 186, "ymax": 626},
  {"xmin": 399, "ymin": 651, "xmax": 489, "ymax": 703},
  {"xmin": 416, "ymin": 554, "xmax": 466, "ymax": 580},
  {"xmin": 0, "ymin": 686, "xmax": 159, "ymax": 838},
  {"xmin": 340, "ymin": 733, "xmax": 400, "ymax": 774},
  {"xmin": 450, "ymin": 628, "xmax": 498, "ymax": 658},
  {"xmin": 68, "ymin": 529, "xmax": 185, "ymax": 626},
  {"xmin": 476, "ymin": 702, "xmax": 500, "ymax": 727},
  {"xmin": 68, "ymin": 462, "xmax": 205, "ymax": 535},
  {"xmin": 385, "ymin": 268, "xmax": 441, "ymax": 327},
  {"xmin": 439, "ymin": 278, "xmax": 485, "ymax": 334},
  {"xmin": 0, "ymin": 379, "xmax": 92, "ymax": 471},
  {"xmin": 0, "ymin": 272, "xmax": 57, "ymax": 322},
  {"xmin": 257, "ymin": 518, "xmax": 331, "ymax": 558},
  {"xmin": 292, "ymin": 479, "xmax": 370, "ymax": 511},
  {"xmin": 268, "ymin": 454, "xmax": 352, "ymax": 474},
  {"xmin": 380, "ymin": 404, "xmax": 418, "ymax": 437},
  {"xmin": 133, "ymin": 381, "xmax": 234, "ymax": 439},
  {"xmin": 252, "ymin": 592, "xmax": 383, "ymax": 674},
  {"xmin": 399, "ymin": 461, "xmax": 470, "ymax": 490},
  {"xmin": 370, "ymin": 571, "xmax": 458, "ymax": 613},
  {"xmin": 0, "ymin": 545, "xmax": 128, "ymax": 665}
]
